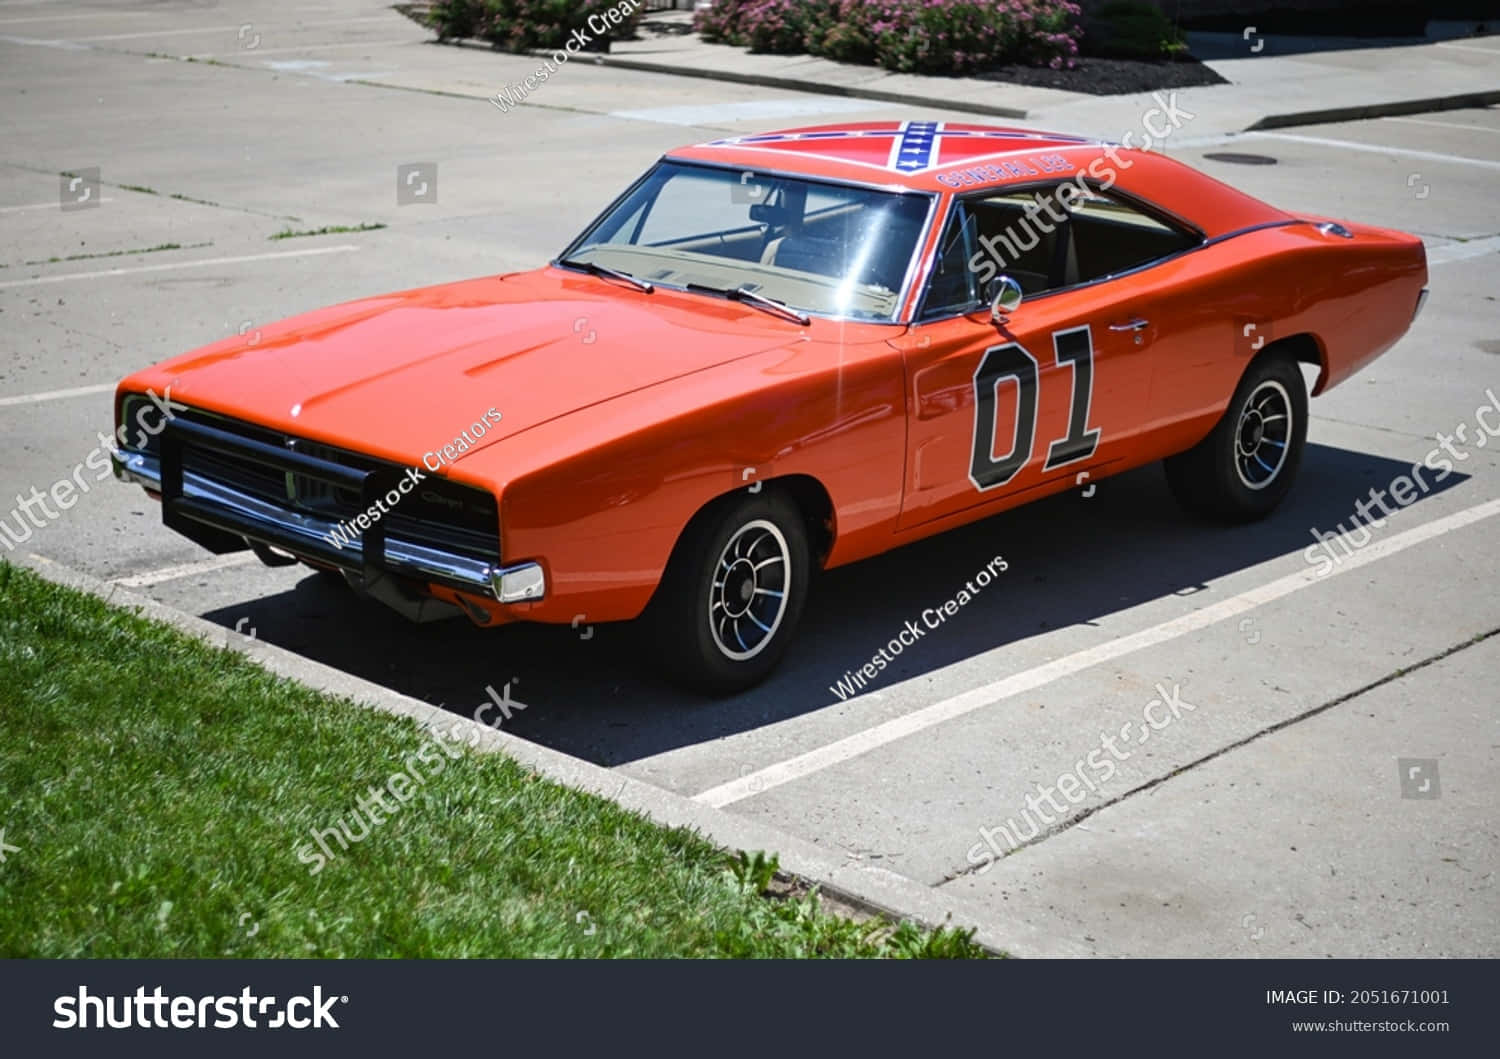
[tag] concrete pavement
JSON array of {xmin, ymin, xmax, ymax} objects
[
  {"xmin": 16, "ymin": 0, "xmax": 1496, "ymax": 137},
  {"xmin": 548, "ymin": 13, "xmax": 1500, "ymax": 133}
]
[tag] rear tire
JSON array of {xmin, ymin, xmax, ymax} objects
[
  {"xmin": 1164, "ymin": 354, "xmax": 1308, "ymax": 522},
  {"xmin": 648, "ymin": 490, "xmax": 811, "ymax": 695}
]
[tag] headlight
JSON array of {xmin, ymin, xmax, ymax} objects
[{"xmin": 117, "ymin": 392, "xmax": 172, "ymax": 455}]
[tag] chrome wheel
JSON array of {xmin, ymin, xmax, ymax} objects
[
  {"xmin": 707, "ymin": 518, "xmax": 790, "ymax": 661},
  {"xmin": 1234, "ymin": 379, "xmax": 1292, "ymax": 491}
]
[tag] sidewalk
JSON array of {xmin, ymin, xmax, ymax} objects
[{"xmin": 593, "ymin": 16, "xmax": 1500, "ymax": 137}]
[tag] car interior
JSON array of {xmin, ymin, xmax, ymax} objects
[
  {"xmin": 967, "ymin": 186, "xmax": 1202, "ymax": 296},
  {"xmin": 640, "ymin": 180, "xmax": 926, "ymax": 295},
  {"xmin": 576, "ymin": 166, "xmax": 931, "ymax": 319}
]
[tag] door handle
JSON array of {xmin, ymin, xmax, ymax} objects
[{"xmin": 1109, "ymin": 317, "xmax": 1150, "ymax": 332}]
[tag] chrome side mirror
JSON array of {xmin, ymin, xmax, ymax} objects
[{"xmin": 989, "ymin": 275, "xmax": 1023, "ymax": 323}]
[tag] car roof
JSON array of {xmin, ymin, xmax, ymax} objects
[
  {"xmin": 670, "ymin": 121, "xmax": 1096, "ymax": 189},
  {"xmin": 667, "ymin": 120, "xmax": 1287, "ymax": 238}
]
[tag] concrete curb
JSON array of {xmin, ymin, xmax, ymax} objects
[
  {"xmin": 14, "ymin": 551, "xmax": 1085, "ymax": 958},
  {"xmin": 536, "ymin": 51, "xmax": 1032, "ymax": 120},
  {"xmin": 435, "ymin": 36, "xmax": 1498, "ymax": 132},
  {"xmin": 435, "ymin": 37, "xmax": 1031, "ymax": 119},
  {"xmin": 1245, "ymin": 89, "xmax": 1500, "ymax": 130}
]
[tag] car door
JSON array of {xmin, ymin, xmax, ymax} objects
[{"xmin": 896, "ymin": 187, "xmax": 1184, "ymax": 531}]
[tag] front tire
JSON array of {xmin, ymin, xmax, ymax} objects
[
  {"xmin": 305, "ymin": 562, "xmax": 350, "ymax": 588},
  {"xmin": 649, "ymin": 490, "xmax": 811, "ymax": 694},
  {"xmin": 1164, "ymin": 354, "xmax": 1308, "ymax": 522}
]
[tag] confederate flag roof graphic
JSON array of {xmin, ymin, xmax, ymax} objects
[{"xmin": 704, "ymin": 121, "xmax": 1097, "ymax": 176}]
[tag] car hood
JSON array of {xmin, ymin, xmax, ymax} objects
[{"xmin": 148, "ymin": 268, "xmax": 808, "ymax": 466}]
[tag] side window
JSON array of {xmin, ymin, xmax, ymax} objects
[
  {"xmin": 965, "ymin": 184, "xmax": 1199, "ymax": 296},
  {"xmin": 967, "ymin": 190, "xmax": 1063, "ymax": 295},
  {"xmin": 1065, "ymin": 185, "xmax": 1199, "ymax": 283},
  {"xmin": 919, "ymin": 203, "xmax": 980, "ymax": 319}
]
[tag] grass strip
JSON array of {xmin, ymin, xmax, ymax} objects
[{"xmin": 0, "ymin": 562, "xmax": 985, "ymax": 958}]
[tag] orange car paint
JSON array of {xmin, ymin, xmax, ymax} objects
[{"xmin": 116, "ymin": 123, "xmax": 1427, "ymax": 626}]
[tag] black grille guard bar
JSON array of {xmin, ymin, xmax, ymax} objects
[{"xmin": 140, "ymin": 417, "xmax": 503, "ymax": 596}]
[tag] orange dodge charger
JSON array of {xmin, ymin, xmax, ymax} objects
[{"xmin": 114, "ymin": 122, "xmax": 1428, "ymax": 692}]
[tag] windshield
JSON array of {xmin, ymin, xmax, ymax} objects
[{"xmin": 558, "ymin": 161, "xmax": 932, "ymax": 322}]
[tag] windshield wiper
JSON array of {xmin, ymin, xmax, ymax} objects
[
  {"xmin": 557, "ymin": 257, "xmax": 653, "ymax": 293},
  {"xmin": 684, "ymin": 283, "xmax": 811, "ymax": 326}
]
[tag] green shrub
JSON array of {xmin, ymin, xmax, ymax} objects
[
  {"xmin": 695, "ymin": 0, "xmax": 755, "ymax": 42},
  {"xmin": 1082, "ymin": 0, "xmax": 1187, "ymax": 59},
  {"xmin": 430, "ymin": 0, "xmax": 642, "ymax": 52},
  {"xmin": 695, "ymin": 0, "xmax": 1083, "ymax": 74}
]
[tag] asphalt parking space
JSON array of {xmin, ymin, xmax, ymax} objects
[
  {"xmin": 0, "ymin": 185, "xmax": 269, "ymax": 279},
  {"xmin": 1173, "ymin": 109, "xmax": 1500, "ymax": 243},
  {"xmin": 942, "ymin": 635, "xmax": 1500, "ymax": 957},
  {"xmin": 1310, "ymin": 262, "xmax": 1500, "ymax": 439},
  {"xmin": 692, "ymin": 502, "xmax": 1500, "ymax": 883},
  {"xmin": 3, "ymin": 2, "xmax": 1497, "ymax": 955}
]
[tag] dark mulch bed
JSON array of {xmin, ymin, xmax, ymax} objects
[
  {"xmin": 634, "ymin": 14, "xmax": 1227, "ymax": 96},
  {"xmin": 638, "ymin": 17, "xmax": 698, "ymax": 37},
  {"xmin": 974, "ymin": 55, "xmax": 1226, "ymax": 96}
]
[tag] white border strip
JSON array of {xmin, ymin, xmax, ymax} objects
[
  {"xmin": 109, "ymin": 553, "xmax": 260, "ymax": 588},
  {"xmin": 695, "ymin": 498, "xmax": 1500, "ymax": 808}
]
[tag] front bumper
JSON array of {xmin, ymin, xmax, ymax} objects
[{"xmin": 113, "ymin": 419, "xmax": 544, "ymax": 604}]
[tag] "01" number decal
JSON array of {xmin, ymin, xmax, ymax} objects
[{"xmin": 969, "ymin": 325, "xmax": 1101, "ymax": 490}]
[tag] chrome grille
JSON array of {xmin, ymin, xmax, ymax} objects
[{"xmin": 173, "ymin": 410, "xmax": 500, "ymax": 563}]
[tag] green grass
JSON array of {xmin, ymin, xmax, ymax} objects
[
  {"xmin": 0, "ymin": 564, "xmax": 986, "ymax": 958},
  {"xmin": 269, "ymin": 223, "xmax": 386, "ymax": 241}
]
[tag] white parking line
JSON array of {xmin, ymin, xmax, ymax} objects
[
  {"xmin": 611, "ymin": 98, "xmax": 885, "ymax": 128},
  {"xmin": 1251, "ymin": 132, "xmax": 1500, "ymax": 171},
  {"xmin": 695, "ymin": 497, "xmax": 1500, "ymax": 808},
  {"xmin": 261, "ymin": 60, "xmax": 396, "ymax": 83},
  {"xmin": 0, "ymin": 382, "xmax": 114, "ymax": 408},
  {"xmin": 0, "ymin": 243, "xmax": 358, "ymax": 291},
  {"xmin": 0, "ymin": 197, "xmax": 114, "ymax": 213},
  {"xmin": 188, "ymin": 38, "xmax": 419, "ymax": 60},
  {"xmin": 1387, "ymin": 116, "xmax": 1500, "ymax": 136},
  {"xmin": 1428, "ymin": 234, "xmax": 1500, "ymax": 266},
  {"xmin": 1164, "ymin": 134, "xmax": 1241, "ymax": 151},
  {"xmin": 0, "ymin": 12, "xmax": 150, "ymax": 25},
  {"xmin": 0, "ymin": 34, "xmax": 88, "ymax": 50},
  {"xmin": 71, "ymin": 15, "xmax": 399, "ymax": 42},
  {"xmin": 110, "ymin": 553, "xmax": 260, "ymax": 588}
]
